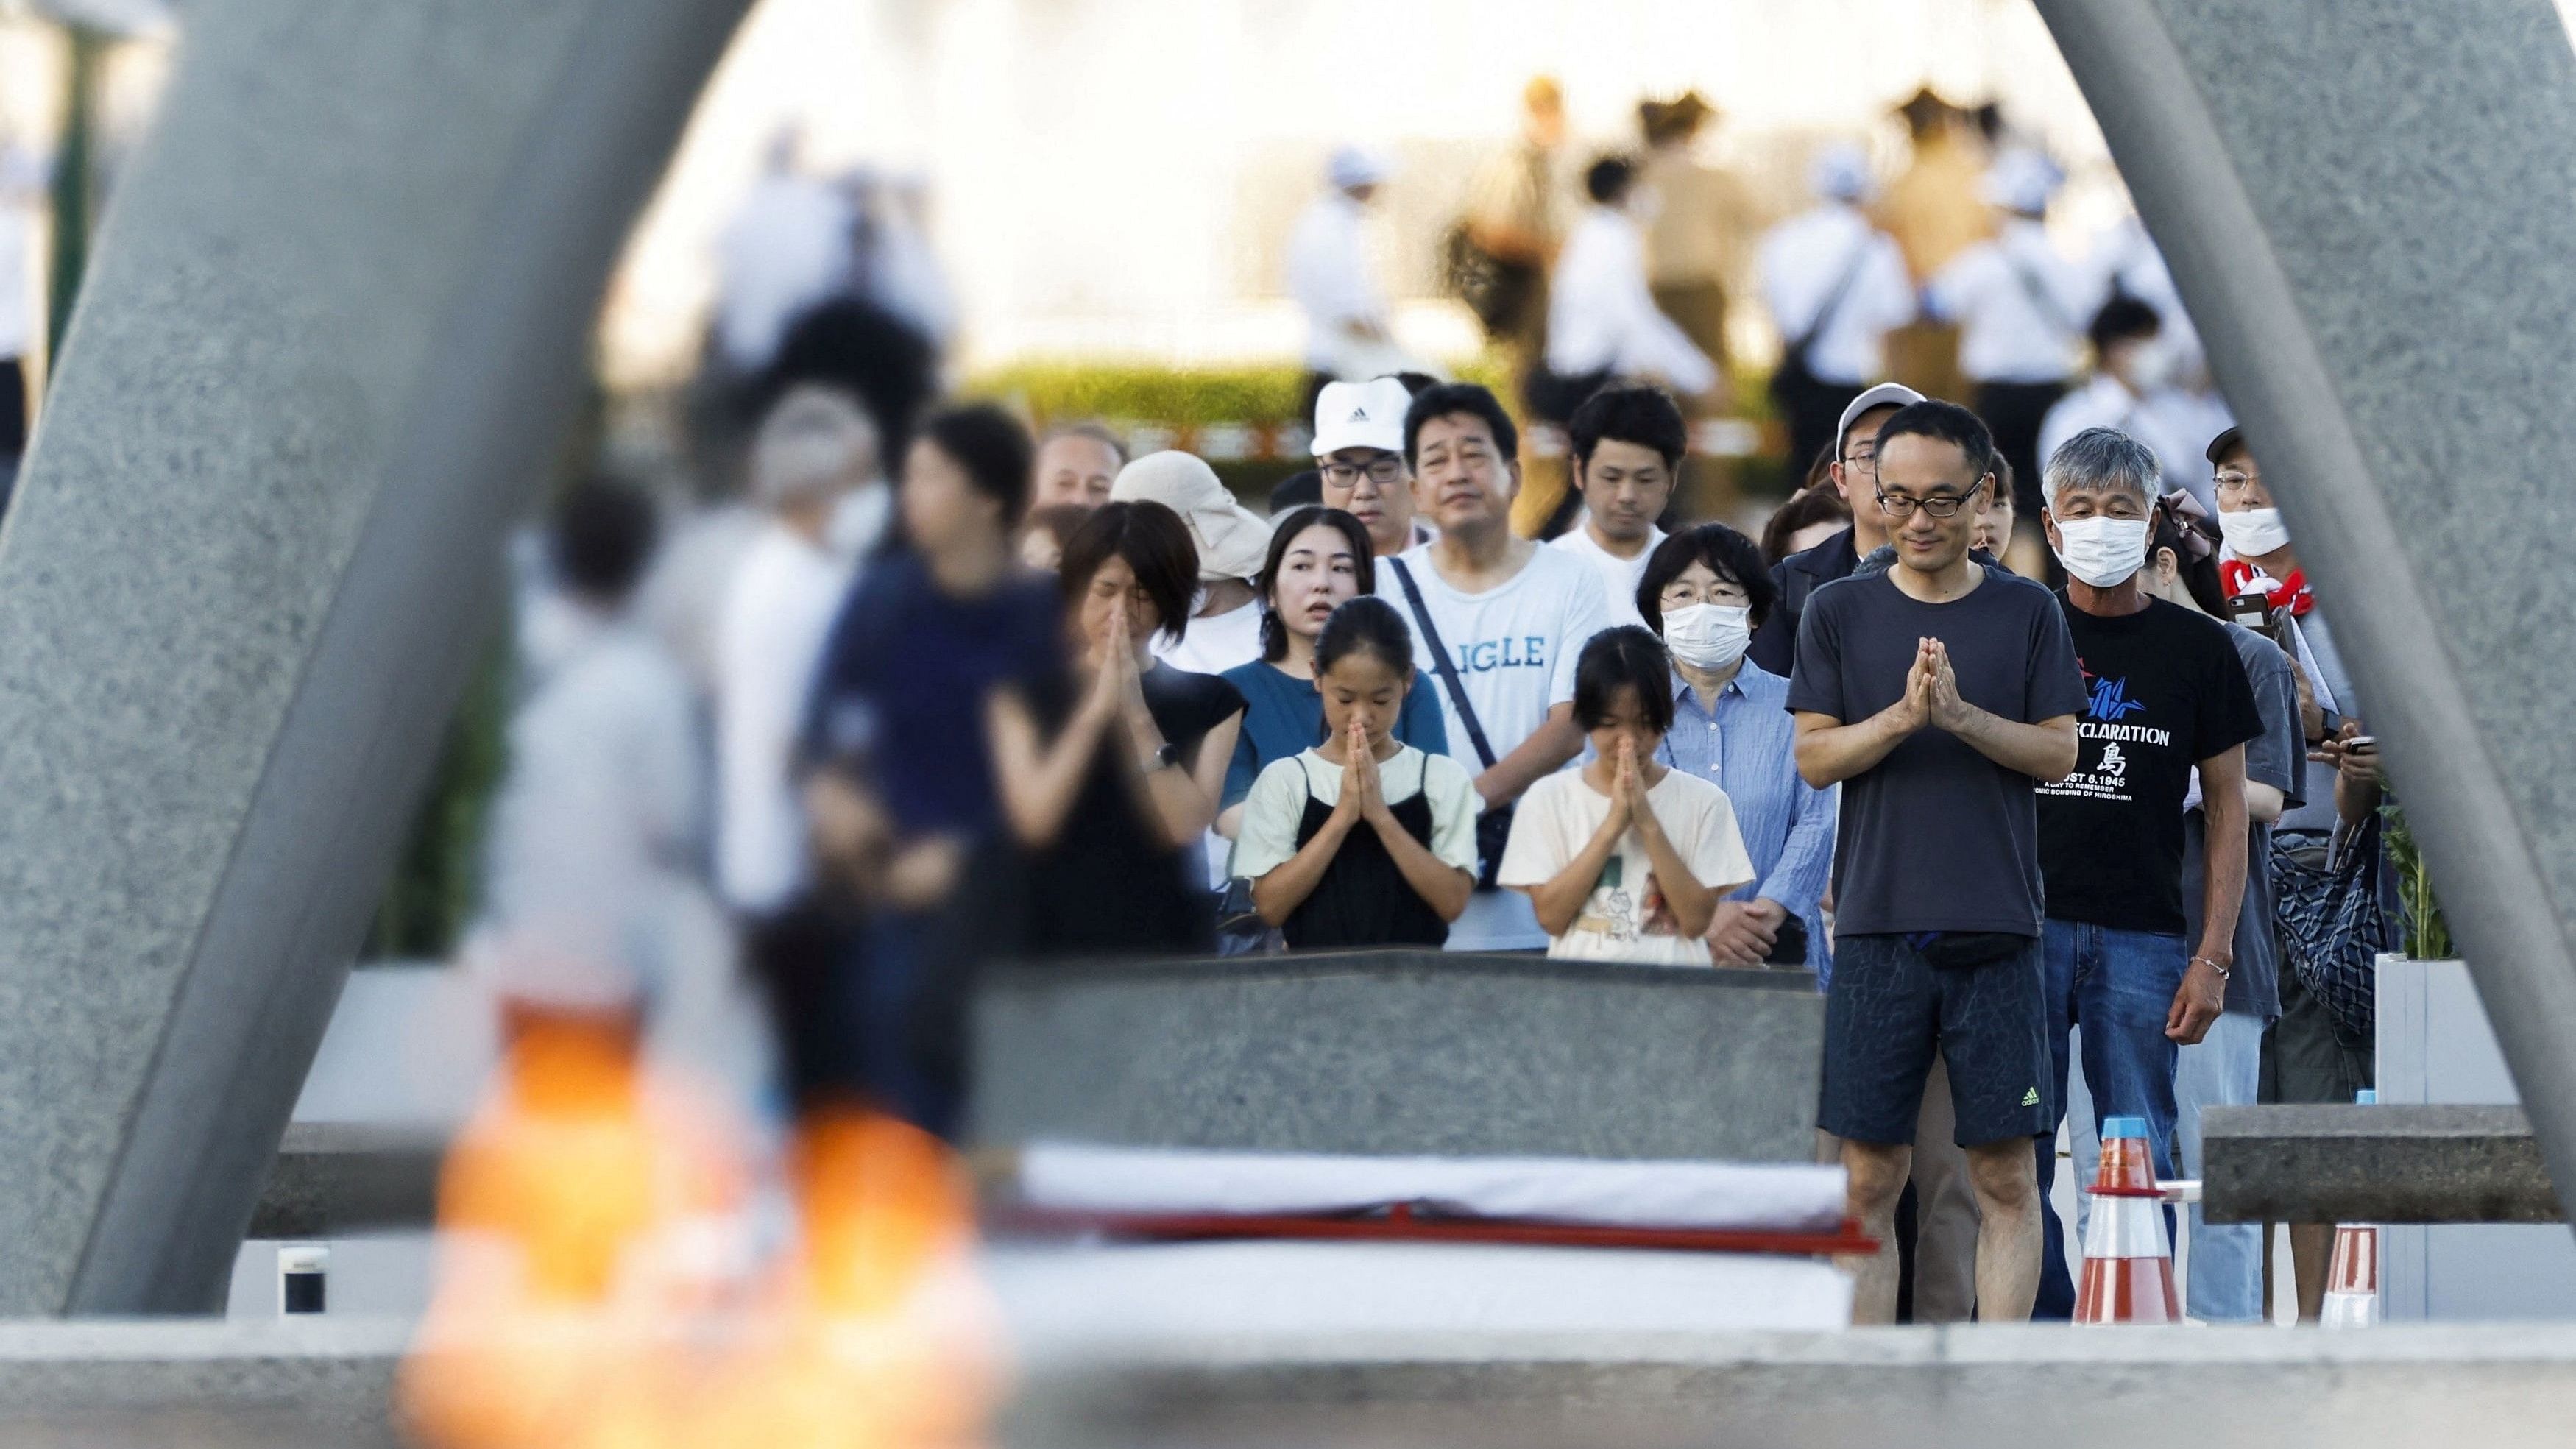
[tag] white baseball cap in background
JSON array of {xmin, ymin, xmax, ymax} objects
[{"xmin": 1310, "ymin": 376, "xmax": 1413, "ymax": 458}]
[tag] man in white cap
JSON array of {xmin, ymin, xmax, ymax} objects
[
  {"xmin": 1287, "ymin": 145, "xmax": 1401, "ymax": 421},
  {"xmin": 1925, "ymin": 146, "xmax": 2099, "ymax": 530},
  {"xmin": 1311, "ymin": 375, "xmax": 1432, "ymax": 556},
  {"xmin": 1110, "ymin": 450, "xmax": 1275, "ymax": 676},
  {"xmin": 1758, "ymin": 142, "xmax": 1917, "ymax": 474},
  {"xmin": 1747, "ymin": 381, "xmax": 1922, "ymax": 676}
]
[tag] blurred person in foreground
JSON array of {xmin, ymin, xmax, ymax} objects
[
  {"xmin": 802, "ymin": 404, "xmax": 1061, "ymax": 1132},
  {"xmin": 715, "ymin": 387, "xmax": 889, "ymax": 924},
  {"xmin": 1238, "ymin": 597, "xmax": 1478, "ymax": 949},
  {"xmin": 1636, "ymin": 524, "xmax": 1834, "ymax": 973},
  {"xmin": 1789, "ymin": 400, "xmax": 2081, "ymax": 1323},
  {"xmin": 1925, "ymin": 149, "xmax": 2096, "ymax": 535},
  {"xmin": 1312, "ymin": 376, "xmax": 1432, "ymax": 556},
  {"xmin": 1217, "ymin": 506, "xmax": 1446, "ymax": 843},
  {"xmin": 1548, "ymin": 382, "xmax": 1686, "ymax": 628},
  {"xmin": 1537, "ymin": 155, "xmax": 1720, "ymax": 425},
  {"xmin": 987, "ymin": 501, "xmax": 1242, "ymax": 956},
  {"xmin": 1760, "ymin": 143, "xmax": 1918, "ymax": 475},
  {"xmin": 1761, "ymin": 483, "xmax": 1852, "ymax": 567},
  {"xmin": 1113, "ymin": 451, "xmax": 1275, "ymax": 676},
  {"xmin": 1288, "ymin": 146, "xmax": 1406, "ymax": 415},
  {"xmin": 1030, "ymin": 421, "xmax": 1125, "ymax": 512},
  {"xmin": 1376, "ymin": 383, "xmax": 1613, "ymax": 952},
  {"xmin": 2134, "ymin": 487, "xmax": 2306, "ymax": 1323},
  {"xmin": 1748, "ymin": 382, "xmax": 1922, "ymax": 674},
  {"xmin": 474, "ymin": 479, "xmax": 760, "ymax": 1103},
  {"xmin": 2025, "ymin": 428, "xmax": 2260, "ymax": 1319}
]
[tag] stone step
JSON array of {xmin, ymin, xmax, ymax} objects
[{"xmin": 2201, "ymin": 1103, "xmax": 2563, "ymax": 1224}]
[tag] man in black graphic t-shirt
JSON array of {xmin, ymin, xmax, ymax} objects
[{"xmin": 2025, "ymin": 428, "xmax": 2261, "ymax": 1319}]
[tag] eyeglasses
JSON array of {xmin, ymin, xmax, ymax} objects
[
  {"xmin": 1875, "ymin": 479, "xmax": 1987, "ymax": 519},
  {"xmin": 1842, "ymin": 450, "xmax": 1879, "ymax": 477},
  {"xmin": 1323, "ymin": 457, "xmax": 1407, "ymax": 489},
  {"xmin": 2214, "ymin": 470, "xmax": 2260, "ymax": 496}
]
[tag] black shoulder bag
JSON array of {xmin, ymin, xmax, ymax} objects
[
  {"xmin": 1386, "ymin": 556, "xmax": 1513, "ymax": 890},
  {"xmin": 1766, "ymin": 235, "xmax": 1873, "ymax": 419}
]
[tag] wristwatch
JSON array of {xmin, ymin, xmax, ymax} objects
[
  {"xmin": 1143, "ymin": 741, "xmax": 1180, "ymax": 772},
  {"xmin": 2191, "ymin": 954, "xmax": 2232, "ymax": 980}
]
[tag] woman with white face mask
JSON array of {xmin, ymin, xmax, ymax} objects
[{"xmin": 1635, "ymin": 523, "xmax": 1838, "ymax": 972}]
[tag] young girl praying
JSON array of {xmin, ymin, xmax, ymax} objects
[
  {"xmin": 1234, "ymin": 596, "xmax": 1478, "ymax": 949},
  {"xmin": 1499, "ymin": 626, "xmax": 1755, "ymax": 965}
]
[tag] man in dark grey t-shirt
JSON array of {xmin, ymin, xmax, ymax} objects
[{"xmin": 1788, "ymin": 400, "xmax": 2083, "ymax": 1325}]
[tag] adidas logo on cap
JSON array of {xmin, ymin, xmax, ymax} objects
[{"xmin": 1348, "ymin": 405, "xmax": 1370, "ymax": 422}]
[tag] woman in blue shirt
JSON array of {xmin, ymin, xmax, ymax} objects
[
  {"xmin": 1635, "ymin": 523, "xmax": 1837, "ymax": 975},
  {"xmin": 1215, "ymin": 506, "xmax": 1446, "ymax": 848}
]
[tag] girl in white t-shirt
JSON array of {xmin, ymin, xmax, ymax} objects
[
  {"xmin": 1236, "ymin": 597, "xmax": 1479, "ymax": 949},
  {"xmin": 1499, "ymin": 626, "xmax": 1755, "ymax": 966}
]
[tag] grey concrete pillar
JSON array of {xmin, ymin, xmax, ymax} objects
[
  {"xmin": 0, "ymin": 0, "xmax": 749, "ymax": 1313},
  {"xmin": 2038, "ymin": 0, "xmax": 2576, "ymax": 1240}
]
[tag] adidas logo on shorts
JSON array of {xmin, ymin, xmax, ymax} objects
[{"xmin": 2020, "ymin": 1087, "xmax": 2040, "ymax": 1107}]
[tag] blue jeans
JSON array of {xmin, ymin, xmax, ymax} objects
[{"xmin": 2031, "ymin": 919, "xmax": 2188, "ymax": 1319}]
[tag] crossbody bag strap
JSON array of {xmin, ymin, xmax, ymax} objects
[
  {"xmin": 2005, "ymin": 247, "xmax": 2079, "ymax": 339},
  {"xmin": 1385, "ymin": 556, "xmax": 1500, "ymax": 772},
  {"xmin": 1788, "ymin": 233, "xmax": 1874, "ymax": 366}
]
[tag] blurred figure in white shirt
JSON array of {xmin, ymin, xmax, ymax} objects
[
  {"xmin": 713, "ymin": 386, "xmax": 888, "ymax": 918},
  {"xmin": 714, "ymin": 128, "xmax": 855, "ymax": 378},
  {"xmin": 1759, "ymin": 144, "xmax": 1917, "ymax": 476},
  {"xmin": 2089, "ymin": 213, "xmax": 2234, "ymax": 510},
  {"xmin": 1288, "ymin": 146, "xmax": 1405, "ymax": 420},
  {"xmin": 2038, "ymin": 294, "xmax": 2209, "ymax": 507},
  {"xmin": 1925, "ymin": 147, "xmax": 2098, "ymax": 525},
  {"xmin": 1538, "ymin": 155, "xmax": 1718, "ymax": 423}
]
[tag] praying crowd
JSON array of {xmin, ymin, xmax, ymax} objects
[{"xmin": 477, "ymin": 91, "xmax": 2396, "ymax": 1333}]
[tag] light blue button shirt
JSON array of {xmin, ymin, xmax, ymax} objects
[{"xmin": 1657, "ymin": 661, "xmax": 1838, "ymax": 978}]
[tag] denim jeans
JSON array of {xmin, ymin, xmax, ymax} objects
[
  {"xmin": 2031, "ymin": 919, "xmax": 2189, "ymax": 1320},
  {"xmin": 2173, "ymin": 1008, "xmax": 2266, "ymax": 1320}
]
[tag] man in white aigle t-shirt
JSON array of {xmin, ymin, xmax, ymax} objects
[
  {"xmin": 1546, "ymin": 381, "xmax": 1687, "ymax": 628},
  {"xmin": 1376, "ymin": 382, "xmax": 1615, "ymax": 951}
]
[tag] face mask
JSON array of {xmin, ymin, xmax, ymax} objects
[
  {"xmin": 1662, "ymin": 602, "xmax": 1753, "ymax": 672},
  {"xmin": 2217, "ymin": 505, "xmax": 2290, "ymax": 558},
  {"xmin": 2123, "ymin": 336, "xmax": 2182, "ymax": 393},
  {"xmin": 827, "ymin": 483, "xmax": 892, "ymax": 560},
  {"xmin": 2051, "ymin": 515, "xmax": 2150, "ymax": 588}
]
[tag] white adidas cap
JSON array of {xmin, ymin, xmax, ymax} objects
[{"xmin": 1311, "ymin": 376, "xmax": 1413, "ymax": 457}]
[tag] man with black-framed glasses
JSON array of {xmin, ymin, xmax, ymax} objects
[
  {"xmin": 1311, "ymin": 376, "xmax": 1432, "ymax": 557},
  {"xmin": 1788, "ymin": 398, "xmax": 2084, "ymax": 1323}
]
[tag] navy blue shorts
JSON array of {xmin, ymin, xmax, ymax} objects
[{"xmin": 1821, "ymin": 931, "xmax": 2051, "ymax": 1149}]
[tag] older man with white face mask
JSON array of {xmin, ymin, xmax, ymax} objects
[{"xmin": 2024, "ymin": 425, "xmax": 2265, "ymax": 1319}]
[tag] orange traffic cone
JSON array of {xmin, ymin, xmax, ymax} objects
[
  {"xmin": 2323, "ymin": 1090, "xmax": 2382, "ymax": 1328},
  {"xmin": 2075, "ymin": 1115, "xmax": 2181, "ymax": 1324}
]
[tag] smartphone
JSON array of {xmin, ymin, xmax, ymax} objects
[{"xmin": 2227, "ymin": 591, "xmax": 2275, "ymax": 631}]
